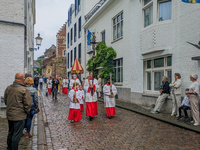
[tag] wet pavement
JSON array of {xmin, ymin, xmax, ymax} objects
[{"xmin": 41, "ymin": 92, "xmax": 200, "ymax": 150}]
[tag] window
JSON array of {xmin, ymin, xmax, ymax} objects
[
  {"xmin": 63, "ymin": 50, "xmax": 66, "ymax": 57},
  {"xmin": 102, "ymin": 31, "xmax": 105, "ymax": 43},
  {"xmin": 70, "ymin": 28, "xmax": 73, "ymax": 45},
  {"xmin": 78, "ymin": 43, "xmax": 81, "ymax": 63},
  {"xmin": 74, "ymin": 47, "xmax": 76, "ymax": 61},
  {"xmin": 158, "ymin": 0, "xmax": 172, "ymax": 21},
  {"xmin": 67, "ymin": 32, "xmax": 69, "ymax": 48},
  {"xmin": 74, "ymin": 23, "xmax": 77, "ymax": 42},
  {"xmin": 143, "ymin": 0, "xmax": 153, "ymax": 27},
  {"xmin": 67, "ymin": 53, "xmax": 69, "ymax": 68},
  {"xmin": 114, "ymin": 58, "xmax": 123, "ymax": 83},
  {"xmin": 75, "ymin": 0, "xmax": 81, "ymax": 16},
  {"xmin": 113, "ymin": 12, "xmax": 123, "ymax": 41},
  {"xmin": 78, "ymin": 17, "xmax": 81, "ymax": 38},
  {"xmin": 145, "ymin": 56, "xmax": 172, "ymax": 92},
  {"xmin": 68, "ymin": 6, "xmax": 73, "ymax": 26},
  {"xmin": 70, "ymin": 50, "xmax": 73, "ymax": 67}
]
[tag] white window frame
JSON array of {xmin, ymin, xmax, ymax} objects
[
  {"xmin": 114, "ymin": 58, "xmax": 123, "ymax": 83},
  {"xmin": 113, "ymin": 11, "xmax": 123, "ymax": 41},
  {"xmin": 142, "ymin": 0, "xmax": 153, "ymax": 29},
  {"xmin": 157, "ymin": 0, "xmax": 172, "ymax": 23},
  {"xmin": 144, "ymin": 55, "xmax": 172, "ymax": 93}
]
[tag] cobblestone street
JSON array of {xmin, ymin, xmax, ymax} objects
[{"xmin": 41, "ymin": 92, "xmax": 200, "ymax": 150}]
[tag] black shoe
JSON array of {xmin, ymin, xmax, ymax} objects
[
  {"xmin": 89, "ymin": 116, "xmax": 92, "ymax": 121},
  {"xmin": 177, "ymin": 116, "xmax": 182, "ymax": 120},
  {"xmin": 183, "ymin": 117, "xmax": 189, "ymax": 121},
  {"xmin": 108, "ymin": 117, "xmax": 112, "ymax": 119}
]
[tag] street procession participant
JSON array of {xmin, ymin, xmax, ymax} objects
[
  {"xmin": 70, "ymin": 74, "xmax": 81, "ymax": 89},
  {"xmin": 68, "ymin": 82, "xmax": 82, "ymax": 123},
  {"xmin": 47, "ymin": 77, "xmax": 52, "ymax": 94},
  {"xmin": 84, "ymin": 72, "xmax": 99, "ymax": 121},
  {"xmin": 103, "ymin": 77, "xmax": 117, "ymax": 119},
  {"xmin": 62, "ymin": 77, "xmax": 68, "ymax": 93},
  {"xmin": 79, "ymin": 85, "xmax": 85, "ymax": 111}
]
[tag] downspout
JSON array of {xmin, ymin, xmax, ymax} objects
[{"xmin": 24, "ymin": 0, "xmax": 28, "ymax": 71}]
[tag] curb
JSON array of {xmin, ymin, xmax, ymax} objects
[
  {"xmin": 38, "ymin": 92, "xmax": 47, "ymax": 150},
  {"xmin": 98, "ymin": 98, "xmax": 200, "ymax": 133}
]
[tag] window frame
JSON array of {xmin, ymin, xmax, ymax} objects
[
  {"xmin": 74, "ymin": 23, "xmax": 77, "ymax": 43},
  {"xmin": 113, "ymin": 58, "xmax": 123, "ymax": 83},
  {"xmin": 78, "ymin": 17, "xmax": 81, "ymax": 38},
  {"xmin": 74, "ymin": 47, "xmax": 76, "ymax": 61},
  {"xmin": 67, "ymin": 53, "xmax": 69, "ymax": 68},
  {"xmin": 70, "ymin": 50, "xmax": 73, "ymax": 67},
  {"xmin": 67, "ymin": 32, "xmax": 69, "ymax": 48},
  {"xmin": 78, "ymin": 43, "xmax": 81, "ymax": 63},
  {"xmin": 142, "ymin": 0, "xmax": 153, "ymax": 28},
  {"xmin": 70, "ymin": 28, "xmax": 73, "ymax": 46},
  {"xmin": 113, "ymin": 11, "xmax": 123, "ymax": 41},
  {"xmin": 144, "ymin": 55, "xmax": 172, "ymax": 93},
  {"xmin": 157, "ymin": 0, "xmax": 172, "ymax": 22},
  {"xmin": 101, "ymin": 30, "xmax": 105, "ymax": 43}
]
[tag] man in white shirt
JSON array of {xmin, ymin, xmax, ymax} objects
[
  {"xmin": 39, "ymin": 76, "xmax": 43, "ymax": 90},
  {"xmin": 84, "ymin": 72, "xmax": 99, "ymax": 121},
  {"xmin": 70, "ymin": 74, "xmax": 81, "ymax": 89}
]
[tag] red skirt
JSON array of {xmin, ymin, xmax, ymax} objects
[
  {"xmin": 106, "ymin": 107, "xmax": 116, "ymax": 117},
  {"xmin": 86, "ymin": 102, "xmax": 98, "ymax": 117},
  {"xmin": 68, "ymin": 109, "xmax": 81, "ymax": 121},
  {"xmin": 62, "ymin": 87, "xmax": 68, "ymax": 93},
  {"xmin": 80, "ymin": 104, "xmax": 84, "ymax": 111},
  {"xmin": 48, "ymin": 88, "xmax": 52, "ymax": 93}
]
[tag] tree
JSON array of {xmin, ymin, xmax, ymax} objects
[
  {"xmin": 34, "ymin": 58, "xmax": 44, "ymax": 75},
  {"xmin": 86, "ymin": 42, "xmax": 117, "ymax": 80}
]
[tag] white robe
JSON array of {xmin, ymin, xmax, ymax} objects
[
  {"xmin": 84, "ymin": 78, "xmax": 99, "ymax": 102},
  {"xmin": 79, "ymin": 90, "xmax": 85, "ymax": 104},
  {"xmin": 68, "ymin": 90, "xmax": 81, "ymax": 109},
  {"xmin": 103, "ymin": 84, "xmax": 117, "ymax": 107},
  {"xmin": 69, "ymin": 78, "xmax": 81, "ymax": 89},
  {"xmin": 62, "ymin": 79, "xmax": 68, "ymax": 88},
  {"xmin": 47, "ymin": 79, "xmax": 52, "ymax": 88}
]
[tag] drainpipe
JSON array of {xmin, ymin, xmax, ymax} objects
[{"xmin": 24, "ymin": 0, "xmax": 28, "ymax": 72}]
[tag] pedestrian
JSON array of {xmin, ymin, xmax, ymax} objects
[
  {"xmin": 62, "ymin": 77, "xmax": 68, "ymax": 93},
  {"xmin": 68, "ymin": 82, "xmax": 82, "ymax": 123},
  {"xmin": 68, "ymin": 77, "xmax": 70, "ymax": 89},
  {"xmin": 151, "ymin": 76, "xmax": 170, "ymax": 114},
  {"xmin": 84, "ymin": 72, "xmax": 99, "ymax": 121},
  {"xmin": 79, "ymin": 85, "xmax": 85, "ymax": 111},
  {"xmin": 97, "ymin": 75, "xmax": 102, "ymax": 98},
  {"xmin": 47, "ymin": 77, "xmax": 52, "ymax": 94},
  {"xmin": 177, "ymin": 89, "xmax": 190, "ymax": 121},
  {"xmin": 4, "ymin": 73, "xmax": 32, "ymax": 150},
  {"xmin": 188, "ymin": 74, "xmax": 200, "ymax": 126},
  {"xmin": 25, "ymin": 73, "xmax": 32, "ymax": 79},
  {"xmin": 103, "ymin": 77, "xmax": 117, "ymax": 119},
  {"xmin": 169, "ymin": 73, "xmax": 182, "ymax": 117},
  {"xmin": 51, "ymin": 76, "xmax": 59, "ymax": 100},
  {"xmin": 58, "ymin": 77, "xmax": 62, "ymax": 93},
  {"xmin": 34, "ymin": 75, "xmax": 39, "ymax": 90},
  {"xmin": 24, "ymin": 77, "xmax": 39, "ymax": 138},
  {"xmin": 39, "ymin": 76, "xmax": 43, "ymax": 90},
  {"xmin": 70, "ymin": 74, "xmax": 81, "ymax": 89}
]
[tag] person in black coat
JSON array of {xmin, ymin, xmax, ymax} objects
[
  {"xmin": 51, "ymin": 76, "xmax": 59, "ymax": 100},
  {"xmin": 151, "ymin": 76, "xmax": 170, "ymax": 114},
  {"xmin": 34, "ymin": 76, "xmax": 39, "ymax": 90}
]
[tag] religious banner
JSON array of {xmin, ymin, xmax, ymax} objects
[
  {"xmin": 182, "ymin": 0, "xmax": 200, "ymax": 3},
  {"xmin": 45, "ymin": 66, "xmax": 53, "ymax": 78}
]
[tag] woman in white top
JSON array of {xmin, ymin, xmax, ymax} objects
[
  {"xmin": 62, "ymin": 77, "xmax": 68, "ymax": 93},
  {"xmin": 169, "ymin": 73, "xmax": 182, "ymax": 117},
  {"xmin": 188, "ymin": 74, "xmax": 199, "ymax": 126}
]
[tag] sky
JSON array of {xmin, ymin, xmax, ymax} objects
[{"xmin": 34, "ymin": 0, "xmax": 74, "ymax": 60}]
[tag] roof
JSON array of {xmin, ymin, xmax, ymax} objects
[
  {"xmin": 43, "ymin": 54, "xmax": 56, "ymax": 66},
  {"xmin": 34, "ymin": 61, "xmax": 41, "ymax": 68}
]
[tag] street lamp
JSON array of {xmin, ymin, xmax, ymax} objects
[{"xmin": 29, "ymin": 33, "xmax": 43, "ymax": 51}]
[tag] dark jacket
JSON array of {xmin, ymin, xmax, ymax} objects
[
  {"xmin": 52, "ymin": 79, "xmax": 59, "ymax": 90},
  {"xmin": 4, "ymin": 81, "xmax": 32, "ymax": 121},
  {"xmin": 34, "ymin": 77, "xmax": 39, "ymax": 84},
  {"xmin": 160, "ymin": 81, "xmax": 170, "ymax": 94},
  {"xmin": 26, "ymin": 86, "xmax": 38, "ymax": 108}
]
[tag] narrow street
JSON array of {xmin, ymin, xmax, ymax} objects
[{"xmin": 41, "ymin": 91, "xmax": 200, "ymax": 150}]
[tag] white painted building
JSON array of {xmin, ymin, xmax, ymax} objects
[
  {"xmin": 0, "ymin": 0, "xmax": 36, "ymax": 98},
  {"xmin": 66, "ymin": 0, "xmax": 99, "ymax": 79},
  {"xmin": 82, "ymin": 0, "xmax": 200, "ymax": 112}
]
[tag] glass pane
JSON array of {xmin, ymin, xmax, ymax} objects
[
  {"xmin": 118, "ymin": 59, "xmax": 120, "ymax": 67},
  {"xmin": 121, "ymin": 12, "xmax": 123, "ymax": 20},
  {"xmin": 147, "ymin": 72, "xmax": 151, "ymax": 90},
  {"xmin": 117, "ymin": 15, "xmax": 121, "ymax": 22},
  {"xmin": 121, "ymin": 21, "xmax": 123, "ymax": 36},
  {"xmin": 167, "ymin": 56, "xmax": 172, "ymax": 66},
  {"xmin": 167, "ymin": 70, "xmax": 172, "ymax": 83},
  {"xmin": 147, "ymin": 60, "xmax": 151, "ymax": 68},
  {"xmin": 154, "ymin": 71, "xmax": 164, "ymax": 91},
  {"xmin": 113, "ymin": 19, "xmax": 116, "ymax": 25},
  {"xmin": 144, "ymin": 0, "xmax": 152, "ymax": 5},
  {"xmin": 144, "ymin": 5, "xmax": 153, "ymax": 27},
  {"xmin": 113, "ymin": 26, "xmax": 116, "ymax": 40},
  {"xmin": 121, "ymin": 58, "xmax": 123, "ymax": 66},
  {"xmin": 113, "ymin": 60, "xmax": 116, "ymax": 67},
  {"xmin": 117, "ymin": 23, "xmax": 120, "ymax": 38},
  {"xmin": 114, "ymin": 68, "xmax": 116, "ymax": 82},
  {"xmin": 154, "ymin": 58, "xmax": 164, "ymax": 68},
  {"xmin": 159, "ymin": 1, "xmax": 172, "ymax": 21},
  {"xmin": 118, "ymin": 68, "xmax": 121, "ymax": 82},
  {"xmin": 121, "ymin": 67, "xmax": 123, "ymax": 82}
]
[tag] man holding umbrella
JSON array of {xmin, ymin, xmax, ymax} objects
[{"xmin": 84, "ymin": 72, "xmax": 99, "ymax": 121}]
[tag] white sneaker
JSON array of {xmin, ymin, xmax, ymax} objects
[
  {"xmin": 191, "ymin": 120, "xmax": 194, "ymax": 124},
  {"xmin": 171, "ymin": 114, "xmax": 176, "ymax": 116},
  {"xmin": 176, "ymin": 115, "xmax": 179, "ymax": 118},
  {"xmin": 194, "ymin": 123, "xmax": 200, "ymax": 126}
]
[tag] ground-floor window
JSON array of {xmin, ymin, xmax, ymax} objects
[
  {"xmin": 114, "ymin": 58, "xmax": 123, "ymax": 83},
  {"xmin": 144, "ymin": 56, "xmax": 172, "ymax": 92}
]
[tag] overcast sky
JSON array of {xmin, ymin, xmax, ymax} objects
[{"xmin": 34, "ymin": 0, "xmax": 74, "ymax": 60}]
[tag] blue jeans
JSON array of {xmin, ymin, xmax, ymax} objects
[{"xmin": 25, "ymin": 104, "xmax": 35, "ymax": 132}]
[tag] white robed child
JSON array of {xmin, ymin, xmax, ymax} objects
[
  {"xmin": 62, "ymin": 77, "xmax": 68, "ymax": 93},
  {"xmin": 47, "ymin": 77, "xmax": 52, "ymax": 94},
  {"xmin": 103, "ymin": 77, "xmax": 117, "ymax": 119},
  {"xmin": 70, "ymin": 74, "xmax": 81, "ymax": 89},
  {"xmin": 68, "ymin": 82, "xmax": 82, "ymax": 123},
  {"xmin": 79, "ymin": 85, "xmax": 85, "ymax": 111}
]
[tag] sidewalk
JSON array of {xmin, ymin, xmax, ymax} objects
[{"xmin": 98, "ymin": 97, "xmax": 200, "ymax": 133}]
